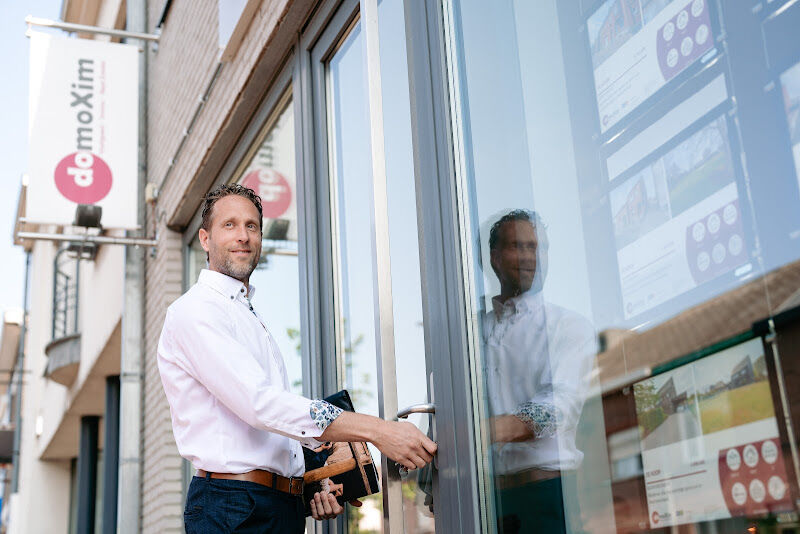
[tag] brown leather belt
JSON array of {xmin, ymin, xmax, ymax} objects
[
  {"xmin": 494, "ymin": 468, "xmax": 563, "ymax": 490},
  {"xmin": 197, "ymin": 469, "xmax": 305, "ymax": 496}
]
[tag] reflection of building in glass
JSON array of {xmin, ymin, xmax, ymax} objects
[{"xmin": 730, "ymin": 356, "xmax": 754, "ymax": 389}]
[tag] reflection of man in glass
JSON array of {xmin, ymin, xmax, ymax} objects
[{"xmin": 484, "ymin": 210, "xmax": 597, "ymax": 533}]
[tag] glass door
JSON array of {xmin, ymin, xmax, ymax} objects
[{"xmin": 309, "ymin": 0, "xmax": 439, "ymax": 531}]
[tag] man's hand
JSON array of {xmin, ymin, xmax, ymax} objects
[
  {"xmin": 319, "ymin": 412, "xmax": 438, "ymax": 471},
  {"xmin": 310, "ymin": 494, "xmax": 362, "ymax": 522},
  {"xmin": 372, "ymin": 421, "xmax": 437, "ymax": 471},
  {"xmin": 490, "ymin": 414, "xmax": 533, "ymax": 443},
  {"xmin": 310, "ymin": 491, "xmax": 343, "ymax": 520}
]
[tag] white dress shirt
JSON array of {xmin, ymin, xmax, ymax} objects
[
  {"xmin": 483, "ymin": 290, "xmax": 597, "ymax": 473},
  {"xmin": 158, "ymin": 269, "xmax": 330, "ymax": 477}
]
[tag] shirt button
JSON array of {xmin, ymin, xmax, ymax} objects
[
  {"xmin": 241, "ymin": 288, "xmax": 245, "ymax": 293},
  {"xmin": 230, "ymin": 295, "xmax": 234, "ymax": 300},
  {"xmin": 301, "ymin": 431, "xmax": 305, "ymax": 435}
]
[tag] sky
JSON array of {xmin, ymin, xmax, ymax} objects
[{"xmin": 0, "ymin": 0, "xmax": 63, "ymax": 323}]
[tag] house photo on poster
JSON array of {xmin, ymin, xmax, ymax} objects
[
  {"xmin": 610, "ymin": 113, "xmax": 750, "ymax": 320},
  {"xmin": 587, "ymin": 0, "xmax": 715, "ymax": 133},
  {"xmin": 633, "ymin": 338, "xmax": 793, "ymax": 528}
]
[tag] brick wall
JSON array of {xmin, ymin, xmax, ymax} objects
[{"xmin": 141, "ymin": 0, "xmax": 297, "ymax": 531}]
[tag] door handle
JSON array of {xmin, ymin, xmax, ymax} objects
[
  {"xmin": 396, "ymin": 403, "xmax": 435, "ymax": 419},
  {"xmin": 395, "ymin": 403, "xmax": 437, "ymax": 476}
]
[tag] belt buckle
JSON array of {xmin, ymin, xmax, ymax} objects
[{"xmin": 289, "ymin": 476, "xmax": 304, "ymax": 495}]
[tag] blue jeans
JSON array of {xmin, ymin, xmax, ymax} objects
[{"xmin": 184, "ymin": 475, "xmax": 305, "ymax": 533}]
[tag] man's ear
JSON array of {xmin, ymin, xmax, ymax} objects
[
  {"xmin": 199, "ymin": 228, "xmax": 210, "ymax": 253},
  {"xmin": 489, "ymin": 248, "xmax": 500, "ymax": 276}
]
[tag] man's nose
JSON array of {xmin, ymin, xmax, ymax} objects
[
  {"xmin": 235, "ymin": 225, "xmax": 250, "ymax": 242},
  {"xmin": 521, "ymin": 247, "xmax": 537, "ymax": 261}
]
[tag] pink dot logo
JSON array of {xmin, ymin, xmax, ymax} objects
[
  {"xmin": 54, "ymin": 152, "xmax": 112, "ymax": 204},
  {"xmin": 241, "ymin": 169, "xmax": 292, "ymax": 219}
]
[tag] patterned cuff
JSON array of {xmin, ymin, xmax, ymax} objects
[
  {"xmin": 310, "ymin": 400, "xmax": 344, "ymax": 432},
  {"xmin": 514, "ymin": 401, "xmax": 560, "ymax": 439}
]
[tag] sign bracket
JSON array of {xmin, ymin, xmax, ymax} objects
[
  {"xmin": 25, "ymin": 15, "xmax": 160, "ymax": 42},
  {"xmin": 15, "ymin": 231, "xmax": 157, "ymax": 248}
]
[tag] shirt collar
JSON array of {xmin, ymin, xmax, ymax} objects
[
  {"xmin": 491, "ymin": 289, "xmax": 543, "ymax": 317},
  {"xmin": 198, "ymin": 269, "xmax": 257, "ymax": 300}
]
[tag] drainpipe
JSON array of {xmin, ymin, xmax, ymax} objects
[
  {"xmin": 117, "ymin": 0, "xmax": 147, "ymax": 531},
  {"xmin": 10, "ymin": 251, "xmax": 31, "ymax": 493}
]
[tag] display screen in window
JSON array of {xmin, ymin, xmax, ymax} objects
[
  {"xmin": 609, "ymin": 112, "xmax": 749, "ymax": 319},
  {"xmin": 587, "ymin": 0, "xmax": 716, "ymax": 133},
  {"xmin": 782, "ymin": 61, "xmax": 800, "ymax": 190},
  {"xmin": 632, "ymin": 337, "xmax": 792, "ymax": 528}
]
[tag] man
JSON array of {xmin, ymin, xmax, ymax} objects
[
  {"xmin": 483, "ymin": 210, "xmax": 597, "ymax": 533},
  {"xmin": 158, "ymin": 184, "xmax": 436, "ymax": 533}
]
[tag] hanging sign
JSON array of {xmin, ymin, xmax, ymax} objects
[{"xmin": 27, "ymin": 31, "xmax": 139, "ymax": 228}]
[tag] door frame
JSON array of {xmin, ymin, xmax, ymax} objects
[
  {"xmin": 402, "ymin": 1, "xmax": 483, "ymax": 531},
  {"xmin": 299, "ymin": 0, "xmax": 485, "ymax": 530}
]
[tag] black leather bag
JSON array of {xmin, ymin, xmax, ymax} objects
[{"xmin": 303, "ymin": 390, "xmax": 380, "ymax": 515}]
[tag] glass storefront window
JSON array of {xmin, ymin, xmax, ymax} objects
[
  {"xmin": 187, "ymin": 95, "xmax": 304, "ymax": 395},
  {"xmin": 326, "ymin": 17, "xmax": 385, "ymax": 533},
  {"xmin": 444, "ymin": 0, "xmax": 800, "ymax": 532}
]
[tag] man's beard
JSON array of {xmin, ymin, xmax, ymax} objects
[{"xmin": 215, "ymin": 252, "xmax": 259, "ymax": 281}]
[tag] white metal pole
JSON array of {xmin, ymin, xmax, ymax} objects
[
  {"xmin": 25, "ymin": 15, "xmax": 159, "ymax": 42},
  {"xmin": 359, "ymin": 0, "xmax": 405, "ymax": 531},
  {"xmin": 117, "ymin": 0, "xmax": 147, "ymax": 531}
]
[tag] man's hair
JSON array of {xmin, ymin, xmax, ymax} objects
[
  {"xmin": 201, "ymin": 183, "xmax": 263, "ymax": 231},
  {"xmin": 488, "ymin": 209, "xmax": 547, "ymax": 251}
]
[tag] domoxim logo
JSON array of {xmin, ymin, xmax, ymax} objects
[{"xmin": 54, "ymin": 57, "xmax": 112, "ymax": 204}]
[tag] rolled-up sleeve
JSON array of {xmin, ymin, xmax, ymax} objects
[
  {"xmin": 514, "ymin": 314, "xmax": 597, "ymax": 439},
  {"xmin": 160, "ymin": 305, "xmax": 328, "ymax": 449}
]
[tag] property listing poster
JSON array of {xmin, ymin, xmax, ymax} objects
[
  {"xmin": 610, "ymin": 113, "xmax": 750, "ymax": 319},
  {"xmin": 781, "ymin": 62, "xmax": 800, "ymax": 190},
  {"xmin": 588, "ymin": 0, "xmax": 715, "ymax": 133},
  {"xmin": 633, "ymin": 338, "xmax": 793, "ymax": 528}
]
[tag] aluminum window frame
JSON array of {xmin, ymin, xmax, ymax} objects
[{"xmin": 401, "ymin": 1, "xmax": 483, "ymax": 531}]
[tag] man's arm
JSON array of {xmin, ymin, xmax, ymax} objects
[
  {"xmin": 492, "ymin": 313, "xmax": 598, "ymax": 444},
  {"xmin": 320, "ymin": 411, "xmax": 437, "ymax": 471},
  {"xmin": 159, "ymin": 305, "xmax": 329, "ymax": 447},
  {"xmin": 160, "ymin": 305, "xmax": 437, "ymax": 467}
]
